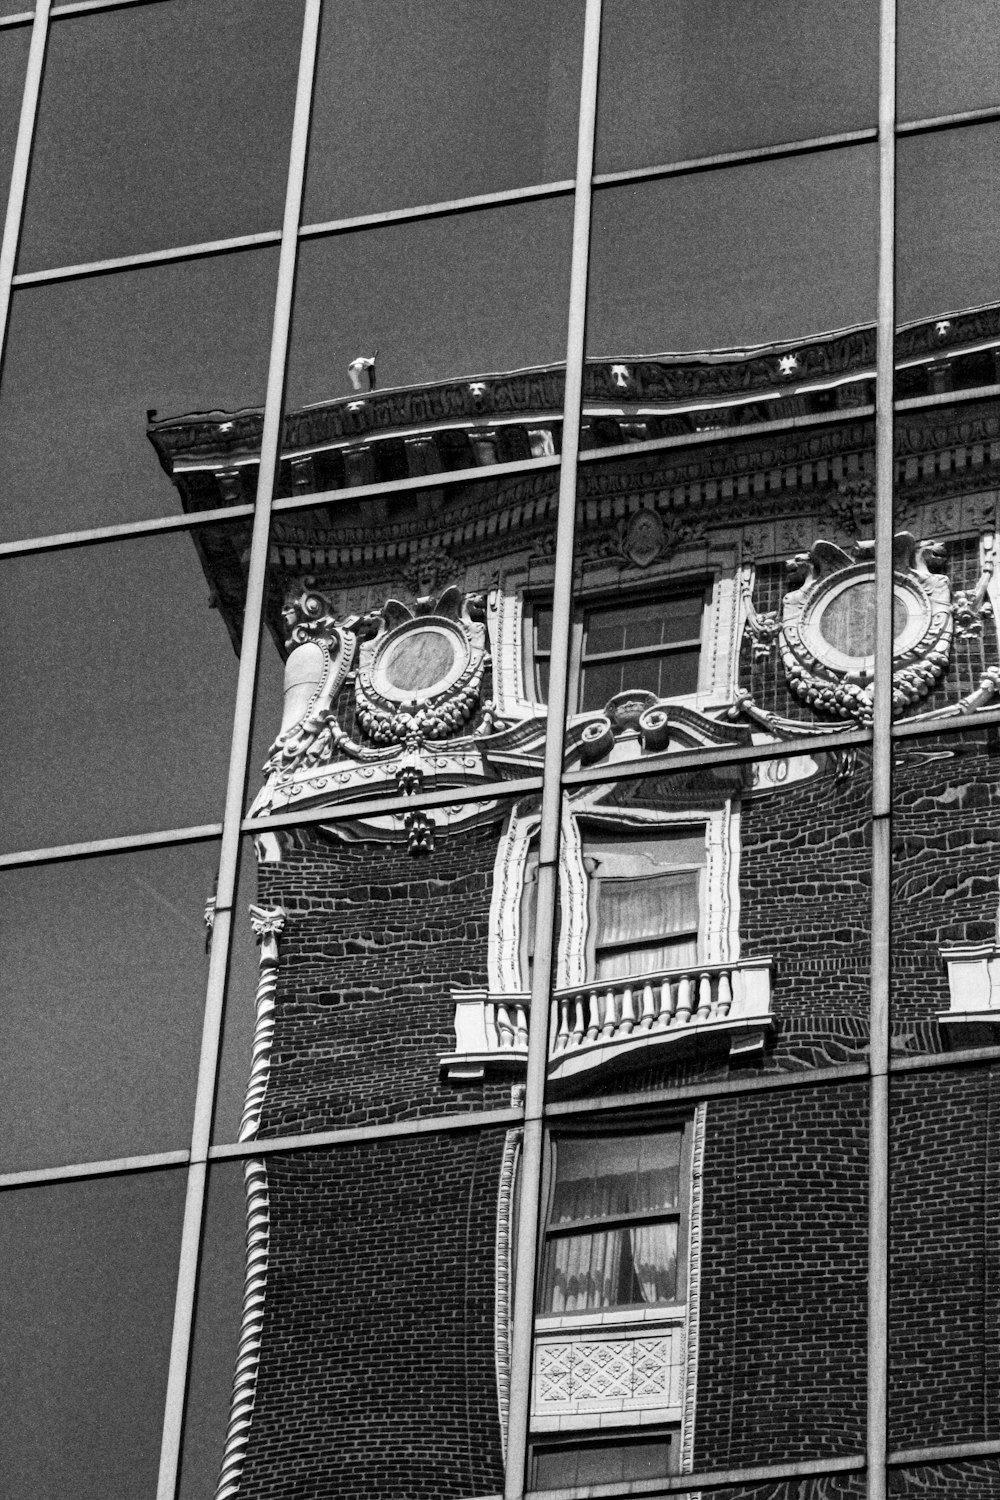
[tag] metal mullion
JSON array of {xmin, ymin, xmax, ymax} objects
[
  {"xmin": 10, "ymin": 229, "xmax": 282, "ymax": 287},
  {"xmin": 0, "ymin": 822, "xmax": 222, "ymax": 870},
  {"xmin": 896, "ymin": 103, "xmax": 1000, "ymax": 136},
  {"xmin": 298, "ymin": 178, "xmax": 575, "ymax": 240},
  {"xmin": 576, "ymin": 404, "xmax": 876, "ymax": 467},
  {"xmin": 526, "ymin": 1453, "xmax": 866, "ymax": 1499},
  {"xmin": 242, "ymin": 775, "xmax": 545, "ymax": 838},
  {"xmin": 0, "ymin": 0, "xmax": 49, "ymax": 376},
  {"xmin": 269, "ymin": 452, "xmax": 559, "ymax": 516},
  {"xmin": 153, "ymin": 6, "xmax": 320, "ymax": 1497},
  {"xmin": 868, "ymin": 3, "xmax": 897, "ymax": 1498},
  {"xmin": 592, "ymin": 126, "xmax": 879, "ymax": 189},
  {"xmin": 208, "ymin": 1106, "xmax": 525, "ymax": 1163},
  {"xmin": 545, "ymin": 1209, "xmax": 679, "ymax": 1238},
  {"xmin": 0, "ymin": 502, "xmax": 255, "ymax": 558},
  {"xmin": 0, "ymin": 1149, "xmax": 190, "ymax": 1190},
  {"xmin": 564, "ymin": 726, "xmax": 872, "ymax": 789},
  {"xmin": 505, "ymin": 4, "xmax": 602, "ymax": 1497}
]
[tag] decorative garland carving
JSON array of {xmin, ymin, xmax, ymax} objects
[
  {"xmin": 779, "ymin": 533, "xmax": 953, "ymax": 724},
  {"xmin": 214, "ymin": 904, "xmax": 286, "ymax": 1500},
  {"xmin": 355, "ymin": 587, "xmax": 489, "ymax": 745},
  {"xmin": 738, "ymin": 564, "xmax": 780, "ymax": 661}
]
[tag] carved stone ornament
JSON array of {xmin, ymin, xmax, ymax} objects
[
  {"xmin": 617, "ymin": 508, "xmax": 664, "ymax": 567},
  {"xmin": 264, "ymin": 584, "xmax": 360, "ymax": 779},
  {"xmin": 779, "ymin": 533, "xmax": 953, "ymax": 723},
  {"xmin": 355, "ymin": 586, "xmax": 488, "ymax": 745}
]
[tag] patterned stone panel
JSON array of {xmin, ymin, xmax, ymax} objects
[{"xmin": 533, "ymin": 1329, "xmax": 683, "ymax": 1414}]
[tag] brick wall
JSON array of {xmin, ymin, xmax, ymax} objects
[{"xmin": 239, "ymin": 1130, "xmax": 507, "ymax": 1500}]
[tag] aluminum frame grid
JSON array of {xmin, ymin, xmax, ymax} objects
[{"xmin": 2, "ymin": 0, "xmax": 1000, "ymax": 1497}]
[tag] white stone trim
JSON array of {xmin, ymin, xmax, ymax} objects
[
  {"xmin": 214, "ymin": 1156, "xmax": 270, "ymax": 1500},
  {"xmin": 495, "ymin": 1127, "xmax": 522, "ymax": 1458},
  {"xmin": 681, "ymin": 1102, "xmax": 706, "ymax": 1476},
  {"xmin": 557, "ymin": 804, "xmax": 588, "ymax": 989},
  {"xmin": 489, "ymin": 802, "xmax": 540, "ymax": 992}
]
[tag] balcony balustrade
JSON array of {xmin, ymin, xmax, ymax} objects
[{"xmin": 441, "ymin": 956, "xmax": 773, "ymax": 1082}]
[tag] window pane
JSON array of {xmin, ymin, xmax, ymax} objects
[
  {"xmin": 896, "ymin": 122, "xmax": 1000, "ymax": 325},
  {"xmin": 282, "ymin": 202, "xmax": 572, "ymax": 493},
  {"xmin": 0, "ymin": 248, "xmax": 277, "ymax": 540},
  {"xmin": 533, "ymin": 1436, "xmax": 672, "ymax": 1488},
  {"xmin": 0, "ymin": 525, "xmax": 246, "ymax": 851},
  {"xmin": 180, "ymin": 1135, "xmax": 509, "ymax": 1497},
  {"xmin": 541, "ymin": 1221, "xmax": 679, "ymax": 1311},
  {"xmin": 0, "ymin": 27, "xmax": 28, "ymax": 209},
  {"xmin": 0, "ymin": 1170, "xmax": 185, "ymax": 1500},
  {"xmin": 0, "ymin": 841, "xmax": 216, "ymax": 1172},
  {"xmin": 534, "ymin": 603, "xmax": 553, "ymax": 654},
  {"xmin": 596, "ymin": 0, "xmax": 877, "ymax": 175},
  {"xmin": 897, "ymin": 0, "xmax": 1000, "ymax": 122},
  {"xmin": 551, "ymin": 1133, "xmax": 682, "ymax": 1222},
  {"xmin": 586, "ymin": 596, "xmax": 703, "ymax": 655},
  {"xmin": 18, "ymin": 0, "xmax": 302, "ymax": 271},
  {"xmin": 303, "ymin": 0, "xmax": 582, "ymax": 224},
  {"xmin": 588, "ymin": 148, "xmax": 877, "ymax": 355}
]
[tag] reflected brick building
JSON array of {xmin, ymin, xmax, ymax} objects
[{"xmin": 152, "ymin": 304, "xmax": 1000, "ymax": 1498}]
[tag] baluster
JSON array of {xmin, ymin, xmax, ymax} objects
[
  {"xmin": 655, "ymin": 979, "xmax": 674, "ymax": 1030},
  {"xmin": 514, "ymin": 1001, "xmax": 530, "ymax": 1047},
  {"xmin": 675, "ymin": 974, "xmax": 693, "ymax": 1024},
  {"xmin": 586, "ymin": 990, "xmax": 602, "ymax": 1042},
  {"xmin": 496, "ymin": 1000, "xmax": 514, "ymax": 1047},
  {"xmin": 716, "ymin": 970, "xmax": 733, "ymax": 1019},
  {"xmin": 554, "ymin": 997, "xmax": 570, "ymax": 1052},
  {"xmin": 573, "ymin": 994, "xmax": 587, "ymax": 1046},
  {"xmin": 639, "ymin": 982, "xmax": 656, "ymax": 1031},
  {"xmin": 619, "ymin": 984, "xmax": 636, "ymax": 1035},
  {"xmin": 600, "ymin": 987, "xmax": 618, "ymax": 1039},
  {"xmin": 697, "ymin": 971, "xmax": 713, "ymax": 1020}
]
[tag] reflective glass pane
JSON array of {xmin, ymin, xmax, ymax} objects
[
  {"xmin": 282, "ymin": 202, "xmax": 572, "ymax": 491},
  {"xmin": 0, "ymin": 841, "xmax": 216, "ymax": 1172},
  {"xmin": 0, "ymin": 1170, "xmax": 185, "ymax": 1500},
  {"xmin": 19, "ymin": 0, "xmax": 301, "ymax": 271},
  {"xmin": 545, "ymin": 760, "xmax": 871, "ymax": 1106},
  {"xmin": 898, "ymin": 0, "xmax": 1000, "ymax": 122},
  {"xmin": 0, "ymin": 524, "xmax": 247, "ymax": 851},
  {"xmin": 533, "ymin": 1089, "xmax": 867, "ymax": 1476},
  {"xmin": 891, "ymin": 1067, "xmax": 1000, "ymax": 1450},
  {"xmin": 892, "ymin": 728, "xmax": 1000, "ymax": 1057},
  {"xmin": 588, "ymin": 148, "xmax": 877, "ymax": 354},
  {"xmin": 0, "ymin": 26, "xmax": 28, "ymax": 207},
  {"xmin": 887, "ymin": 1461, "xmax": 1000, "ymax": 1497},
  {"xmin": 214, "ymin": 793, "xmax": 534, "ymax": 1141},
  {"xmin": 0, "ymin": 247, "xmax": 277, "ymax": 539},
  {"xmin": 303, "ymin": 0, "xmax": 582, "ymax": 224},
  {"xmin": 181, "ymin": 1135, "xmax": 509, "ymax": 1496},
  {"xmin": 0, "ymin": 4, "xmax": 33, "ymax": 16},
  {"xmin": 897, "ymin": 123, "xmax": 1000, "ymax": 325},
  {"xmin": 596, "ymin": 0, "xmax": 877, "ymax": 175}
]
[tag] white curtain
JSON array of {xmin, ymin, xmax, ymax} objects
[{"xmin": 594, "ymin": 871, "xmax": 698, "ymax": 979}]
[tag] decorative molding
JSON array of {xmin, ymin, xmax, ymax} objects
[
  {"xmin": 495, "ymin": 1128, "xmax": 522, "ymax": 1459},
  {"xmin": 779, "ymin": 534, "xmax": 953, "ymax": 724},
  {"xmin": 214, "ymin": 1156, "xmax": 271, "ymax": 1500},
  {"xmin": 738, "ymin": 562, "xmax": 780, "ymax": 661},
  {"xmin": 939, "ymin": 944, "xmax": 1000, "ymax": 1047},
  {"xmin": 681, "ymin": 1103, "xmax": 706, "ymax": 1475},
  {"xmin": 489, "ymin": 802, "xmax": 539, "ymax": 993},
  {"xmin": 532, "ymin": 1328, "xmax": 685, "ymax": 1416},
  {"xmin": 213, "ymin": 905, "xmax": 286, "ymax": 1500}
]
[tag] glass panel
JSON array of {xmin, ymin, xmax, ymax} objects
[
  {"xmin": 891, "ymin": 1066, "xmax": 1000, "ymax": 1449},
  {"xmin": 0, "ymin": 1169, "xmax": 185, "ymax": 1500},
  {"xmin": 896, "ymin": 123, "xmax": 1000, "ymax": 326},
  {"xmin": 532, "ymin": 1434, "xmax": 674, "ymax": 1488},
  {"xmin": 898, "ymin": 0, "xmax": 1000, "ymax": 122},
  {"xmin": 214, "ymin": 792, "xmax": 534, "ymax": 1141},
  {"xmin": 0, "ymin": 523, "xmax": 247, "ymax": 852},
  {"xmin": 588, "ymin": 148, "xmax": 877, "ymax": 354},
  {"xmin": 0, "ymin": 840, "xmax": 216, "ymax": 1172},
  {"xmin": 0, "ymin": 27, "xmax": 28, "ymax": 209},
  {"xmin": 596, "ymin": 0, "xmax": 877, "ymax": 175},
  {"xmin": 303, "ymin": 0, "xmax": 582, "ymax": 224},
  {"xmin": 0, "ymin": 247, "xmax": 277, "ymax": 539},
  {"xmin": 548, "ymin": 759, "xmax": 871, "ymax": 1103},
  {"xmin": 282, "ymin": 201, "xmax": 572, "ymax": 492},
  {"xmin": 181, "ymin": 1134, "xmax": 510, "ymax": 1496},
  {"xmin": 0, "ymin": 4, "xmax": 33, "ymax": 15},
  {"xmin": 892, "ymin": 727, "xmax": 1000, "ymax": 1057},
  {"xmin": 18, "ymin": 0, "xmax": 302, "ymax": 271},
  {"xmin": 887, "ymin": 1461, "xmax": 1000, "ymax": 1497}
]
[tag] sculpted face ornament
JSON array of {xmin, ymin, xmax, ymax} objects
[
  {"xmin": 779, "ymin": 534, "xmax": 953, "ymax": 723},
  {"xmin": 355, "ymin": 586, "xmax": 489, "ymax": 745}
]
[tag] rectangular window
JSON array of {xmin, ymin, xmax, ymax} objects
[
  {"xmin": 526, "ymin": 587, "xmax": 706, "ymax": 711},
  {"xmin": 531, "ymin": 1433, "xmax": 675, "ymax": 1488},
  {"xmin": 583, "ymin": 826, "xmax": 705, "ymax": 980},
  {"xmin": 538, "ymin": 1130, "xmax": 684, "ymax": 1315}
]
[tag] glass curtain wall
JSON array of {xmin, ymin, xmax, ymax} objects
[{"xmin": 0, "ymin": 2, "xmax": 998, "ymax": 1498}]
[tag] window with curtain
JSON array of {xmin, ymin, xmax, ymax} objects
[
  {"xmin": 583, "ymin": 825, "xmax": 705, "ymax": 980},
  {"xmin": 538, "ymin": 1131, "xmax": 683, "ymax": 1315},
  {"xmin": 519, "ymin": 842, "xmax": 539, "ymax": 986}
]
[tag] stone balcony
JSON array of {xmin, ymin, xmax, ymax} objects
[
  {"xmin": 939, "ymin": 943, "xmax": 1000, "ymax": 1046},
  {"xmin": 441, "ymin": 956, "xmax": 773, "ymax": 1083}
]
